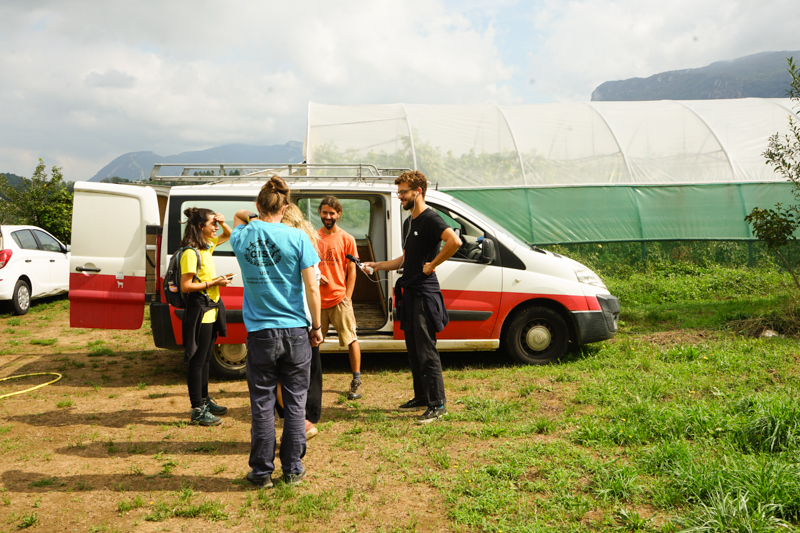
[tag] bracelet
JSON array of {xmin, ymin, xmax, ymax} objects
[
  {"xmin": 205, "ymin": 282, "xmax": 208, "ymax": 290},
  {"xmin": 311, "ymin": 325, "xmax": 321, "ymax": 330}
]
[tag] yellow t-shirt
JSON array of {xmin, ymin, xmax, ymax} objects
[{"xmin": 180, "ymin": 237, "xmax": 219, "ymax": 323}]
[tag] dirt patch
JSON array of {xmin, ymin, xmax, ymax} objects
[
  {"xmin": 636, "ymin": 329, "xmax": 721, "ymax": 347},
  {"xmin": 0, "ymin": 300, "xmax": 581, "ymax": 532}
]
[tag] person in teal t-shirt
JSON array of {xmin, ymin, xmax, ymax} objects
[{"xmin": 230, "ymin": 176, "xmax": 323, "ymax": 489}]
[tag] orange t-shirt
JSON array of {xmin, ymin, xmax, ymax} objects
[{"xmin": 316, "ymin": 229, "xmax": 358, "ymax": 309}]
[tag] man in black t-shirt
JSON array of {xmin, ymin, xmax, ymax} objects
[{"xmin": 363, "ymin": 171, "xmax": 461, "ymax": 424}]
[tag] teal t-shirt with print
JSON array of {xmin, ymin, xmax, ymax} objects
[{"xmin": 230, "ymin": 220, "xmax": 319, "ymax": 332}]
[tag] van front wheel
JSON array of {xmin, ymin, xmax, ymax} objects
[
  {"xmin": 211, "ymin": 343, "xmax": 247, "ymax": 380},
  {"xmin": 502, "ymin": 306, "xmax": 568, "ymax": 365}
]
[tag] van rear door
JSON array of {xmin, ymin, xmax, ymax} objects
[{"xmin": 69, "ymin": 182, "xmax": 160, "ymax": 329}]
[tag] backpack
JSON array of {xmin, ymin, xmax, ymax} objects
[{"xmin": 163, "ymin": 246, "xmax": 203, "ymax": 309}]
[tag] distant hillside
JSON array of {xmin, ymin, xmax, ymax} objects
[
  {"xmin": 0, "ymin": 172, "xmax": 24, "ymax": 188},
  {"xmin": 592, "ymin": 50, "xmax": 800, "ymax": 101},
  {"xmin": 90, "ymin": 141, "xmax": 304, "ymax": 182}
]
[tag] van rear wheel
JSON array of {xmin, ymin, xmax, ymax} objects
[
  {"xmin": 211, "ymin": 343, "xmax": 247, "ymax": 380},
  {"xmin": 502, "ymin": 306, "xmax": 568, "ymax": 365}
]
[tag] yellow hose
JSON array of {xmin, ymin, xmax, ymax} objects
[{"xmin": 0, "ymin": 372, "xmax": 62, "ymax": 399}]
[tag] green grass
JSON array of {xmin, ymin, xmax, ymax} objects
[
  {"xmin": 2, "ymin": 262, "xmax": 799, "ymax": 532},
  {"xmin": 30, "ymin": 338, "xmax": 57, "ymax": 346}
]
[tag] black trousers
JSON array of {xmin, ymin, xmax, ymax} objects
[
  {"xmin": 405, "ymin": 296, "xmax": 446, "ymax": 407},
  {"xmin": 276, "ymin": 345, "xmax": 322, "ymax": 424},
  {"xmin": 187, "ymin": 322, "xmax": 215, "ymax": 408}
]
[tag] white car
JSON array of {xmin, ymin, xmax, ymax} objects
[{"xmin": 0, "ymin": 225, "xmax": 70, "ymax": 315}]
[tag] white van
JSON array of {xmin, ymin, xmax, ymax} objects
[{"xmin": 69, "ymin": 164, "xmax": 619, "ymax": 379}]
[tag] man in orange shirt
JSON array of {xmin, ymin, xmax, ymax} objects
[{"xmin": 317, "ymin": 196, "xmax": 363, "ymax": 400}]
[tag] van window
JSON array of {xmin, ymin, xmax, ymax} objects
[
  {"xmin": 175, "ymin": 197, "xmax": 373, "ymax": 255},
  {"xmin": 430, "ymin": 205, "xmax": 487, "ymax": 263},
  {"xmin": 177, "ymin": 199, "xmax": 256, "ymax": 254},
  {"xmin": 295, "ymin": 197, "xmax": 372, "ymax": 239}
]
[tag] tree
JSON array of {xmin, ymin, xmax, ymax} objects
[
  {"xmin": 0, "ymin": 159, "xmax": 74, "ymax": 243},
  {"xmin": 746, "ymin": 57, "xmax": 800, "ymax": 290}
]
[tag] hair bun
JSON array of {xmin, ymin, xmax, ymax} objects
[
  {"xmin": 183, "ymin": 207, "xmax": 198, "ymax": 218},
  {"xmin": 263, "ymin": 175, "xmax": 289, "ymax": 195}
]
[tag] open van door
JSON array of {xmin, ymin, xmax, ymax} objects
[{"xmin": 70, "ymin": 182, "xmax": 160, "ymax": 329}]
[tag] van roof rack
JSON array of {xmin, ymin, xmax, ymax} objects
[{"xmin": 148, "ymin": 163, "xmax": 415, "ymax": 184}]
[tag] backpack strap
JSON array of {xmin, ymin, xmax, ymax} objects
[{"xmin": 182, "ymin": 246, "xmax": 208, "ymax": 295}]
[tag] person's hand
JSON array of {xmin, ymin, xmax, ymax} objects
[
  {"xmin": 309, "ymin": 328, "xmax": 323, "ymax": 347},
  {"xmin": 319, "ymin": 274, "xmax": 329, "ymax": 285},
  {"xmin": 215, "ymin": 276, "xmax": 232, "ymax": 287},
  {"xmin": 422, "ymin": 262, "xmax": 435, "ymax": 275},
  {"xmin": 362, "ymin": 261, "xmax": 377, "ymax": 272},
  {"xmin": 214, "ymin": 212, "xmax": 226, "ymax": 224}
]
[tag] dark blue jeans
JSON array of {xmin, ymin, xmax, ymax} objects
[{"xmin": 246, "ymin": 327, "xmax": 311, "ymax": 477}]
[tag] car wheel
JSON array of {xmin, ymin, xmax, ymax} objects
[
  {"xmin": 210, "ymin": 343, "xmax": 247, "ymax": 380},
  {"xmin": 12, "ymin": 280, "xmax": 31, "ymax": 315},
  {"xmin": 502, "ymin": 306, "xmax": 568, "ymax": 365}
]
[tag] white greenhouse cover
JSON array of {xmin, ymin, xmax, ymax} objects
[{"xmin": 305, "ymin": 99, "xmax": 798, "ymax": 187}]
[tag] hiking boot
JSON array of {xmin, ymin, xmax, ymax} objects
[
  {"xmin": 416, "ymin": 405, "xmax": 448, "ymax": 424},
  {"xmin": 281, "ymin": 466, "xmax": 306, "ymax": 486},
  {"xmin": 398, "ymin": 397, "xmax": 427, "ymax": 411},
  {"xmin": 204, "ymin": 396, "xmax": 228, "ymax": 416},
  {"xmin": 347, "ymin": 379, "xmax": 363, "ymax": 400},
  {"xmin": 246, "ymin": 470, "xmax": 273, "ymax": 488},
  {"xmin": 190, "ymin": 405, "xmax": 222, "ymax": 426}
]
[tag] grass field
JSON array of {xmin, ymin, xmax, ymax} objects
[{"xmin": 0, "ymin": 263, "xmax": 798, "ymax": 532}]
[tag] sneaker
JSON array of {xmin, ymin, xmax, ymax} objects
[
  {"xmin": 190, "ymin": 405, "xmax": 222, "ymax": 426},
  {"xmin": 281, "ymin": 466, "xmax": 306, "ymax": 486},
  {"xmin": 398, "ymin": 397, "xmax": 427, "ymax": 411},
  {"xmin": 246, "ymin": 470, "xmax": 273, "ymax": 488},
  {"xmin": 347, "ymin": 379, "xmax": 363, "ymax": 400},
  {"xmin": 416, "ymin": 405, "xmax": 448, "ymax": 424},
  {"xmin": 305, "ymin": 420, "xmax": 319, "ymax": 441},
  {"xmin": 204, "ymin": 397, "xmax": 228, "ymax": 416}
]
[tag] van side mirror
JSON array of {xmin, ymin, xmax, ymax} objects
[
  {"xmin": 479, "ymin": 238, "xmax": 496, "ymax": 264},
  {"xmin": 64, "ymin": 244, "xmax": 71, "ymax": 253}
]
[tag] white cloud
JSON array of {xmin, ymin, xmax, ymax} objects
[
  {"xmin": 524, "ymin": 0, "xmax": 800, "ymax": 101},
  {"xmin": 0, "ymin": 1, "xmax": 515, "ymax": 179},
  {"xmin": 85, "ymin": 69, "xmax": 137, "ymax": 88},
  {"xmin": 0, "ymin": 0, "xmax": 796, "ymax": 179}
]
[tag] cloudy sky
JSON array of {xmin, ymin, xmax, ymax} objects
[{"xmin": 1, "ymin": 0, "xmax": 798, "ymax": 180}]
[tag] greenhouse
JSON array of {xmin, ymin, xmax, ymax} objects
[{"xmin": 304, "ymin": 99, "xmax": 798, "ymax": 245}]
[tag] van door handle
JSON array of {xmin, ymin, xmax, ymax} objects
[
  {"xmin": 25, "ymin": 259, "xmax": 31, "ymax": 262},
  {"xmin": 76, "ymin": 266, "xmax": 101, "ymax": 272},
  {"xmin": 50, "ymin": 259, "xmax": 56, "ymax": 262}
]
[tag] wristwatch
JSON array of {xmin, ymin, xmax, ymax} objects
[{"xmin": 248, "ymin": 213, "xmax": 258, "ymax": 220}]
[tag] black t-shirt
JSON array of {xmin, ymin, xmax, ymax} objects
[{"xmin": 401, "ymin": 208, "xmax": 451, "ymax": 278}]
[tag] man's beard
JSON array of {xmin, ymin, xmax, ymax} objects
[
  {"xmin": 322, "ymin": 219, "xmax": 336, "ymax": 229},
  {"xmin": 402, "ymin": 199, "xmax": 413, "ymax": 211}
]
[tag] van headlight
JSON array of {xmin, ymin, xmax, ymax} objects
[{"xmin": 574, "ymin": 267, "xmax": 607, "ymax": 289}]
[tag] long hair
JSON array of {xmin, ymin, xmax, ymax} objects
[
  {"xmin": 282, "ymin": 203, "xmax": 318, "ymax": 250},
  {"xmin": 257, "ymin": 176, "xmax": 290, "ymax": 216},
  {"xmin": 180, "ymin": 207, "xmax": 215, "ymax": 249}
]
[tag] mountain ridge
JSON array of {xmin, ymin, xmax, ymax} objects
[
  {"xmin": 89, "ymin": 141, "xmax": 304, "ymax": 181},
  {"xmin": 592, "ymin": 50, "xmax": 800, "ymax": 101}
]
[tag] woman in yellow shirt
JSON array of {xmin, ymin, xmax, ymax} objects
[{"xmin": 180, "ymin": 207, "xmax": 232, "ymax": 426}]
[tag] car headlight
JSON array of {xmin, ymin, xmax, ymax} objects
[{"xmin": 574, "ymin": 267, "xmax": 607, "ymax": 289}]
